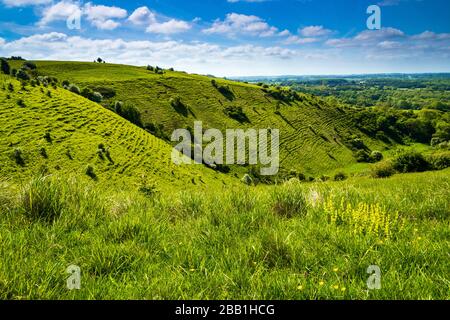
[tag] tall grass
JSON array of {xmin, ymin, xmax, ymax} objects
[{"xmin": 0, "ymin": 170, "xmax": 449, "ymax": 299}]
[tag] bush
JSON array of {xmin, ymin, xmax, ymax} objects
[
  {"xmin": 20, "ymin": 175, "xmax": 64, "ymax": 222},
  {"xmin": 371, "ymin": 161, "xmax": 396, "ymax": 178},
  {"xmin": 16, "ymin": 68, "xmax": 30, "ymax": 81},
  {"xmin": 13, "ymin": 148, "xmax": 25, "ymax": 166},
  {"xmin": 115, "ymin": 102, "xmax": 143, "ymax": 127},
  {"xmin": 223, "ymin": 106, "xmax": 250, "ymax": 123},
  {"xmin": 85, "ymin": 165, "xmax": 96, "ymax": 179},
  {"xmin": 170, "ymin": 96, "xmax": 188, "ymax": 116},
  {"xmin": 44, "ymin": 131, "xmax": 52, "ymax": 143},
  {"xmin": 68, "ymin": 84, "xmax": 81, "ymax": 95},
  {"xmin": 392, "ymin": 152, "xmax": 430, "ymax": 173},
  {"xmin": 40, "ymin": 147, "xmax": 48, "ymax": 158},
  {"xmin": 370, "ymin": 150, "xmax": 383, "ymax": 163},
  {"xmin": 355, "ymin": 150, "xmax": 370, "ymax": 163},
  {"xmin": 23, "ymin": 61, "xmax": 37, "ymax": 70},
  {"xmin": 89, "ymin": 86, "xmax": 115, "ymax": 99},
  {"xmin": 17, "ymin": 99, "xmax": 26, "ymax": 107},
  {"xmin": 1, "ymin": 58, "xmax": 10, "ymax": 75},
  {"xmin": 427, "ymin": 152, "xmax": 450, "ymax": 170},
  {"xmin": 241, "ymin": 174, "xmax": 253, "ymax": 186},
  {"xmin": 81, "ymin": 88, "xmax": 103, "ymax": 103},
  {"xmin": 8, "ymin": 83, "xmax": 14, "ymax": 91},
  {"xmin": 271, "ymin": 185, "xmax": 307, "ymax": 218},
  {"xmin": 333, "ymin": 172, "xmax": 347, "ymax": 181},
  {"xmin": 62, "ymin": 80, "xmax": 70, "ymax": 87},
  {"xmin": 92, "ymin": 91, "xmax": 103, "ymax": 103}
]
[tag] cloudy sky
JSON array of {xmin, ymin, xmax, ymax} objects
[{"xmin": 0, "ymin": 0, "xmax": 449, "ymax": 76}]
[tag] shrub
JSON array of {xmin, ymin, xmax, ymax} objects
[
  {"xmin": 241, "ymin": 174, "xmax": 253, "ymax": 186},
  {"xmin": 427, "ymin": 152, "xmax": 450, "ymax": 170},
  {"xmin": 370, "ymin": 150, "xmax": 383, "ymax": 163},
  {"xmin": 17, "ymin": 99, "xmax": 26, "ymax": 107},
  {"xmin": 355, "ymin": 150, "xmax": 370, "ymax": 163},
  {"xmin": 147, "ymin": 65, "xmax": 154, "ymax": 71},
  {"xmin": 170, "ymin": 96, "xmax": 188, "ymax": 116},
  {"xmin": 1, "ymin": 58, "xmax": 10, "ymax": 75},
  {"xmin": 217, "ymin": 84, "xmax": 234, "ymax": 100},
  {"xmin": 62, "ymin": 80, "xmax": 70, "ymax": 87},
  {"xmin": 16, "ymin": 68, "xmax": 30, "ymax": 81},
  {"xmin": 392, "ymin": 152, "xmax": 430, "ymax": 173},
  {"xmin": 8, "ymin": 83, "xmax": 14, "ymax": 91},
  {"xmin": 85, "ymin": 165, "xmax": 96, "ymax": 179},
  {"xmin": 223, "ymin": 106, "xmax": 250, "ymax": 123},
  {"xmin": 333, "ymin": 172, "xmax": 347, "ymax": 181},
  {"xmin": 68, "ymin": 84, "xmax": 81, "ymax": 95},
  {"xmin": 44, "ymin": 131, "xmax": 52, "ymax": 143},
  {"xmin": 347, "ymin": 138, "xmax": 367, "ymax": 150},
  {"xmin": 40, "ymin": 147, "xmax": 48, "ymax": 159},
  {"xmin": 20, "ymin": 175, "xmax": 64, "ymax": 222},
  {"xmin": 271, "ymin": 185, "xmax": 307, "ymax": 218},
  {"xmin": 81, "ymin": 87, "xmax": 103, "ymax": 102},
  {"xmin": 13, "ymin": 148, "xmax": 25, "ymax": 166},
  {"xmin": 89, "ymin": 86, "xmax": 115, "ymax": 99},
  {"xmin": 371, "ymin": 161, "xmax": 396, "ymax": 178},
  {"xmin": 23, "ymin": 61, "xmax": 37, "ymax": 70},
  {"xmin": 11, "ymin": 69, "xmax": 17, "ymax": 77},
  {"xmin": 115, "ymin": 102, "xmax": 143, "ymax": 127},
  {"xmin": 91, "ymin": 92, "xmax": 103, "ymax": 103}
]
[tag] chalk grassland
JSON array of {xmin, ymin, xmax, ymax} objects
[
  {"xmin": 0, "ymin": 170, "xmax": 448, "ymax": 299},
  {"xmin": 0, "ymin": 74, "xmax": 232, "ymax": 192},
  {"xmin": 25, "ymin": 61, "xmax": 386, "ymax": 176}
]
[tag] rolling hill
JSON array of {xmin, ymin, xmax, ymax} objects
[
  {"xmin": 21, "ymin": 61, "xmax": 387, "ymax": 177},
  {"xmin": 0, "ymin": 73, "xmax": 233, "ymax": 192}
]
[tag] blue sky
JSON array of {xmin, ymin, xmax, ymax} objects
[{"xmin": 1, "ymin": 0, "xmax": 449, "ymax": 76}]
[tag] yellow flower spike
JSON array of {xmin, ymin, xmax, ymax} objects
[
  {"xmin": 332, "ymin": 285, "xmax": 339, "ymax": 290},
  {"xmin": 319, "ymin": 281, "xmax": 324, "ymax": 286},
  {"xmin": 297, "ymin": 285, "xmax": 304, "ymax": 291},
  {"xmin": 341, "ymin": 287, "xmax": 346, "ymax": 292},
  {"xmin": 333, "ymin": 267, "xmax": 339, "ymax": 272}
]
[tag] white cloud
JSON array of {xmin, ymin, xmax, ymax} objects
[
  {"xmin": 128, "ymin": 6, "xmax": 191, "ymax": 34},
  {"xmin": 284, "ymin": 36, "xmax": 318, "ymax": 45},
  {"xmin": 300, "ymin": 25, "xmax": 334, "ymax": 37},
  {"xmin": 203, "ymin": 13, "xmax": 281, "ymax": 37},
  {"xmin": 83, "ymin": 3, "xmax": 127, "ymax": 30},
  {"xmin": 0, "ymin": 37, "xmax": 5, "ymax": 46},
  {"xmin": 37, "ymin": 1, "xmax": 128, "ymax": 30},
  {"xmin": 326, "ymin": 27, "xmax": 405, "ymax": 47},
  {"xmin": 146, "ymin": 19, "xmax": 191, "ymax": 34},
  {"xmin": 0, "ymin": 32, "xmax": 298, "ymax": 75},
  {"xmin": 128, "ymin": 6, "xmax": 156, "ymax": 25},
  {"xmin": 1, "ymin": 0, "xmax": 51, "ymax": 7},
  {"xmin": 38, "ymin": 1, "xmax": 81, "ymax": 26}
]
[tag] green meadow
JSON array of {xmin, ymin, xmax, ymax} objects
[
  {"xmin": 0, "ymin": 170, "xmax": 448, "ymax": 299},
  {"xmin": 0, "ymin": 60, "xmax": 449, "ymax": 300}
]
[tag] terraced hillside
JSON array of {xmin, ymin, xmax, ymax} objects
[
  {"xmin": 0, "ymin": 74, "xmax": 232, "ymax": 191},
  {"xmin": 25, "ymin": 61, "xmax": 386, "ymax": 176}
]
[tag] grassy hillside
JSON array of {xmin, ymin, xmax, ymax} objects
[
  {"xmin": 0, "ymin": 74, "xmax": 232, "ymax": 192},
  {"xmin": 25, "ymin": 61, "xmax": 388, "ymax": 176},
  {"xmin": 0, "ymin": 169, "xmax": 448, "ymax": 299}
]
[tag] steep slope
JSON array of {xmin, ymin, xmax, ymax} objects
[
  {"xmin": 26, "ymin": 61, "xmax": 386, "ymax": 176},
  {"xmin": 0, "ymin": 74, "xmax": 233, "ymax": 191}
]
